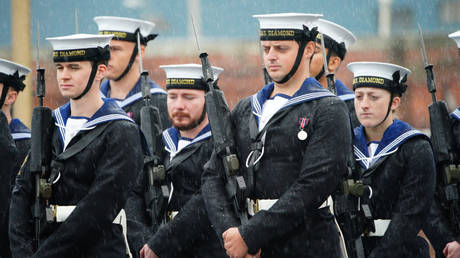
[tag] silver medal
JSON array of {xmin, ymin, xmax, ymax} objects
[{"xmin": 297, "ymin": 130, "xmax": 308, "ymax": 140}]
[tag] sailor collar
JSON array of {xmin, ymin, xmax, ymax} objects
[
  {"xmin": 336, "ymin": 79, "xmax": 355, "ymax": 102},
  {"xmin": 162, "ymin": 124, "xmax": 212, "ymax": 155},
  {"xmin": 353, "ymin": 119, "xmax": 424, "ymax": 169},
  {"xmin": 251, "ymin": 77, "xmax": 334, "ymax": 122},
  {"xmin": 451, "ymin": 107, "xmax": 460, "ymax": 122},
  {"xmin": 100, "ymin": 76, "xmax": 166, "ymax": 108},
  {"xmin": 9, "ymin": 118, "xmax": 31, "ymax": 140},
  {"xmin": 53, "ymin": 98, "xmax": 134, "ymax": 148}
]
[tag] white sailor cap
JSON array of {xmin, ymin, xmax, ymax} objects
[
  {"xmin": 46, "ymin": 33, "xmax": 113, "ymax": 63},
  {"xmin": 160, "ymin": 64, "xmax": 223, "ymax": 91},
  {"xmin": 347, "ymin": 62, "xmax": 411, "ymax": 95},
  {"xmin": 0, "ymin": 58, "xmax": 31, "ymax": 91},
  {"xmin": 448, "ymin": 31, "xmax": 460, "ymax": 53},
  {"xmin": 313, "ymin": 19, "xmax": 356, "ymax": 59},
  {"xmin": 94, "ymin": 16, "xmax": 157, "ymax": 44},
  {"xmin": 253, "ymin": 13, "xmax": 322, "ymax": 41}
]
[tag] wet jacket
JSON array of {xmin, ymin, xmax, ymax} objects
[
  {"xmin": 353, "ymin": 120, "xmax": 436, "ymax": 258},
  {"xmin": 126, "ymin": 125, "xmax": 226, "ymax": 258},
  {"xmin": 9, "ymin": 99, "xmax": 143, "ymax": 258},
  {"xmin": 0, "ymin": 111, "xmax": 18, "ymax": 258},
  {"xmin": 202, "ymin": 78, "xmax": 351, "ymax": 257},
  {"xmin": 100, "ymin": 77, "xmax": 170, "ymax": 128},
  {"xmin": 423, "ymin": 107, "xmax": 460, "ymax": 256}
]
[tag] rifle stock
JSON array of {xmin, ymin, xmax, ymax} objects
[{"xmin": 199, "ymin": 52, "xmax": 248, "ymax": 224}]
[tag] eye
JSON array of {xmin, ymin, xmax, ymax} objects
[
  {"xmin": 370, "ymin": 95, "xmax": 379, "ymax": 100},
  {"xmin": 184, "ymin": 95, "xmax": 195, "ymax": 100}
]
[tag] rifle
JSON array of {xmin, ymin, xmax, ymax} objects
[
  {"xmin": 29, "ymin": 21, "xmax": 53, "ymax": 250},
  {"xmin": 319, "ymin": 33, "xmax": 336, "ymax": 94},
  {"xmin": 136, "ymin": 31, "xmax": 169, "ymax": 229},
  {"xmin": 190, "ymin": 16, "xmax": 248, "ymax": 224},
  {"xmin": 334, "ymin": 141, "xmax": 372, "ymax": 258},
  {"xmin": 418, "ymin": 24, "xmax": 460, "ymax": 233}
]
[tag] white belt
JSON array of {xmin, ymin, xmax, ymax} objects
[
  {"xmin": 247, "ymin": 196, "xmax": 330, "ymax": 216},
  {"xmin": 366, "ymin": 219, "xmax": 391, "ymax": 237},
  {"xmin": 51, "ymin": 205, "xmax": 132, "ymax": 258}
]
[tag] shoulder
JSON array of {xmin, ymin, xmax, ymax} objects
[
  {"xmin": 231, "ymin": 96, "xmax": 252, "ymax": 116},
  {"xmin": 399, "ymin": 135, "xmax": 432, "ymax": 157},
  {"xmin": 104, "ymin": 119, "xmax": 139, "ymax": 136}
]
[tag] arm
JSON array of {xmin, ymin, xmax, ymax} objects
[
  {"xmin": 148, "ymin": 193, "xmax": 217, "ymax": 257},
  {"xmin": 369, "ymin": 139, "xmax": 436, "ymax": 257},
  {"xmin": 239, "ymin": 99, "xmax": 351, "ymax": 252},
  {"xmin": 424, "ymin": 196, "xmax": 457, "ymax": 257},
  {"xmin": 33, "ymin": 122, "xmax": 143, "ymax": 257}
]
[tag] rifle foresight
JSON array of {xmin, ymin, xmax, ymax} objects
[{"xmin": 199, "ymin": 53, "xmax": 215, "ymax": 86}]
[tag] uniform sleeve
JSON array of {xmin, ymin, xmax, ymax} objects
[
  {"xmin": 33, "ymin": 122, "xmax": 143, "ymax": 257},
  {"xmin": 147, "ymin": 193, "xmax": 220, "ymax": 257},
  {"xmin": 125, "ymin": 169, "xmax": 154, "ymax": 258},
  {"xmin": 238, "ymin": 98, "xmax": 351, "ymax": 252},
  {"xmin": 9, "ymin": 158, "xmax": 35, "ymax": 258},
  {"xmin": 369, "ymin": 139, "xmax": 436, "ymax": 258},
  {"xmin": 0, "ymin": 111, "xmax": 20, "ymax": 257},
  {"xmin": 423, "ymin": 196, "xmax": 456, "ymax": 257}
]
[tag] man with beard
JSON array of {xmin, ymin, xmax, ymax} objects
[
  {"xmin": 127, "ymin": 64, "xmax": 226, "ymax": 258},
  {"xmin": 0, "ymin": 59, "xmax": 31, "ymax": 258},
  {"xmin": 94, "ymin": 16, "xmax": 170, "ymax": 128},
  {"xmin": 309, "ymin": 18, "xmax": 359, "ymax": 127}
]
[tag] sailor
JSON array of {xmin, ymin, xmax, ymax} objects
[
  {"xmin": 9, "ymin": 33, "xmax": 143, "ymax": 257},
  {"xmin": 132, "ymin": 64, "xmax": 227, "ymax": 258},
  {"xmin": 348, "ymin": 61, "xmax": 435, "ymax": 257},
  {"xmin": 309, "ymin": 18, "xmax": 360, "ymax": 127},
  {"xmin": 423, "ymin": 31, "xmax": 460, "ymax": 258},
  {"xmin": 201, "ymin": 13, "xmax": 351, "ymax": 257},
  {"xmin": 94, "ymin": 16, "xmax": 170, "ymax": 128},
  {"xmin": 0, "ymin": 59, "xmax": 30, "ymax": 258}
]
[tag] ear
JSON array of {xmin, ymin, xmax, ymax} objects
[
  {"xmin": 95, "ymin": 64, "xmax": 107, "ymax": 81},
  {"xmin": 5, "ymin": 90, "xmax": 17, "ymax": 105},
  {"xmin": 391, "ymin": 96, "xmax": 401, "ymax": 111},
  {"xmin": 304, "ymin": 41, "xmax": 315, "ymax": 59},
  {"xmin": 327, "ymin": 56, "xmax": 341, "ymax": 72}
]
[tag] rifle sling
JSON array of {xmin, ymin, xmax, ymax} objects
[
  {"xmin": 55, "ymin": 122, "xmax": 111, "ymax": 161},
  {"xmin": 246, "ymin": 107, "xmax": 292, "ymax": 195}
]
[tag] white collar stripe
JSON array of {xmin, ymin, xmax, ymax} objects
[
  {"xmin": 192, "ymin": 131, "xmax": 212, "ymax": 143},
  {"xmin": 119, "ymin": 88, "xmax": 167, "ymax": 108},
  {"xmin": 252, "ymin": 94, "xmax": 262, "ymax": 114},
  {"xmin": 378, "ymin": 130, "xmax": 420, "ymax": 156},
  {"xmin": 54, "ymin": 109, "xmax": 66, "ymax": 139},
  {"xmin": 353, "ymin": 145, "xmax": 369, "ymax": 168},
  {"xmin": 284, "ymin": 92, "xmax": 334, "ymax": 108},
  {"xmin": 84, "ymin": 114, "xmax": 133, "ymax": 128},
  {"xmin": 453, "ymin": 109, "xmax": 460, "ymax": 119},
  {"xmin": 339, "ymin": 94, "xmax": 355, "ymax": 101},
  {"xmin": 163, "ymin": 131, "xmax": 177, "ymax": 153},
  {"xmin": 12, "ymin": 133, "xmax": 31, "ymax": 140}
]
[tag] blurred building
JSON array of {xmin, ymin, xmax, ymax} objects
[{"xmin": 1, "ymin": 0, "xmax": 460, "ymax": 129}]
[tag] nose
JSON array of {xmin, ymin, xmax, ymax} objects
[
  {"xmin": 59, "ymin": 67, "xmax": 71, "ymax": 81},
  {"xmin": 360, "ymin": 96, "xmax": 370, "ymax": 110},
  {"xmin": 266, "ymin": 47, "xmax": 277, "ymax": 62}
]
